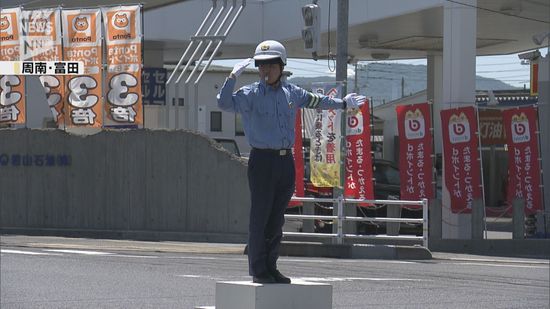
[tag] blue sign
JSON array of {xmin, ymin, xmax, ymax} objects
[{"xmin": 142, "ymin": 68, "xmax": 167, "ymax": 105}]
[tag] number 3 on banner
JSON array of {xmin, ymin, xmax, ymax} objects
[
  {"xmin": 107, "ymin": 73, "xmax": 138, "ymax": 106},
  {"xmin": 67, "ymin": 76, "xmax": 98, "ymax": 108},
  {"xmin": 39, "ymin": 76, "xmax": 61, "ymax": 107},
  {"xmin": 0, "ymin": 75, "xmax": 22, "ymax": 106}
]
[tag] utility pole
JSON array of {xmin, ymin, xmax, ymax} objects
[
  {"xmin": 537, "ymin": 53, "xmax": 549, "ymax": 234},
  {"xmin": 334, "ymin": 0, "xmax": 355, "ymax": 238},
  {"xmin": 531, "ymin": 31, "xmax": 550, "ymax": 235},
  {"xmin": 336, "ymin": 0, "xmax": 348, "ymax": 94},
  {"xmin": 354, "ymin": 62, "xmax": 359, "ymax": 93}
]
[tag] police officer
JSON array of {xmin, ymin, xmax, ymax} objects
[{"xmin": 217, "ymin": 40, "xmax": 365, "ymax": 284}]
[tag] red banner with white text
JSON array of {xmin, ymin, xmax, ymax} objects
[
  {"xmin": 502, "ymin": 106, "xmax": 543, "ymax": 214},
  {"xmin": 441, "ymin": 107, "xmax": 482, "ymax": 213},
  {"xmin": 396, "ymin": 103, "xmax": 434, "ymax": 204},
  {"xmin": 289, "ymin": 110, "xmax": 305, "ymax": 207},
  {"xmin": 344, "ymin": 101, "xmax": 374, "ymax": 203}
]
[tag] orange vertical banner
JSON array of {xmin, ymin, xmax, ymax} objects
[
  {"xmin": 102, "ymin": 5, "xmax": 143, "ymax": 127},
  {"xmin": 21, "ymin": 8, "xmax": 64, "ymax": 126},
  {"xmin": 62, "ymin": 8, "xmax": 103, "ymax": 127},
  {"xmin": 0, "ymin": 7, "xmax": 26, "ymax": 125}
]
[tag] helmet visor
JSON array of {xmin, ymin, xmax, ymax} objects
[{"xmin": 254, "ymin": 57, "xmax": 284, "ymax": 67}]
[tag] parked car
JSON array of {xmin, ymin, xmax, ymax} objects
[
  {"xmin": 294, "ymin": 140, "xmax": 422, "ymax": 235},
  {"xmin": 358, "ymin": 159, "xmax": 422, "ymax": 235}
]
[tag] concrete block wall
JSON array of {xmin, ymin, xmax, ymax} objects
[{"xmin": 0, "ymin": 129, "xmax": 250, "ymax": 242}]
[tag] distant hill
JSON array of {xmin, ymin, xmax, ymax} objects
[{"xmin": 288, "ymin": 63, "xmax": 517, "ymax": 106}]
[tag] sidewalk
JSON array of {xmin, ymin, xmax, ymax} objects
[
  {"xmin": 0, "ymin": 235, "xmax": 246, "ymax": 255},
  {"xmin": 2, "ymin": 234, "xmax": 548, "ymax": 264}
]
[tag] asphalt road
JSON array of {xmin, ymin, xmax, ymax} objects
[{"xmin": 1, "ymin": 235, "xmax": 549, "ymax": 308}]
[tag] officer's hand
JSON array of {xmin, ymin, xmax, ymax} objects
[
  {"xmin": 230, "ymin": 58, "xmax": 253, "ymax": 78},
  {"xmin": 343, "ymin": 93, "xmax": 366, "ymax": 109}
]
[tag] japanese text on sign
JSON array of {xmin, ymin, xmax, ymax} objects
[
  {"xmin": 0, "ymin": 153, "xmax": 71, "ymax": 167},
  {"xmin": 0, "ymin": 61, "xmax": 83, "ymax": 75}
]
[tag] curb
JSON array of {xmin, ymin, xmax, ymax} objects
[{"xmin": 280, "ymin": 241, "xmax": 432, "ymax": 259}]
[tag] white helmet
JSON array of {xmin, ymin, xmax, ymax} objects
[{"xmin": 253, "ymin": 40, "xmax": 287, "ymax": 66}]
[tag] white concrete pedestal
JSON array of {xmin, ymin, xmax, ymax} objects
[{"xmin": 215, "ymin": 280, "xmax": 332, "ymax": 309}]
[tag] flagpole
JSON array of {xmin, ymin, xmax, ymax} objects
[{"xmin": 474, "ymin": 104, "xmax": 488, "ymax": 239}]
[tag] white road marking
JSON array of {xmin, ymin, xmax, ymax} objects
[
  {"xmin": 175, "ymin": 274, "xmax": 425, "ymax": 282},
  {"xmin": 174, "ymin": 256, "xmax": 246, "ymax": 261},
  {"xmin": 173, "ymin": 255, "xmax": 543, "ymax": 269},
  {"xmin": 109, "ymin": 254, "xmax": 159, "ymax": 259},
  {"xmin": 5, "ymin": 247, "xmax": 546, "ymax": 271},
  {"xmin": 445, "ymin": 257, "xmax": 549, "ymax": 265},
  {"xmin": 281, "ymin": 258, "xmax": 416, "ymax": 264},
  {"xmin": 3, "ymin": 248, "xmax": 159, "ymax": 259},
  {"xmin": 1, "ymin": 249, "xmax": 61, "ymax": 256},
  {"xmin": 171, "ymin": 256, "xmax": 416, "ymax": 265},
  {"xmin": 176, "ymin": 274, "xmax": 234, "ymax": 281},
  {"xmin": 450, "ymin": 262, "xmax": 548, "ymax": 269},
  {"xmin": 294, "ymin": 277, "xmax": 426, "ymax": 282},
  {"xmin": 43, "ymin": 249, "xmax": 115, "ymax": 256}
]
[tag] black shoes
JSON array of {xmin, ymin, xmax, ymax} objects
[
  {"xmin": 252, "ymin": 269, "xmax": 291, "ymax": 284},
  {"xmin": 268, "ymin": 269, "xmax": 291, "ymax": 284},
  {"xmin": 252, "ymin": 272, "xmax": 276, "ymax": 284}
]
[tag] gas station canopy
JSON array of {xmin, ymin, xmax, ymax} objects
[{"xmin": 3, "ymin": 0, "xmax": 549, "ymax": 61}]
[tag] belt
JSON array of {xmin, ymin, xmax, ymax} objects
[{"xmin": 252, "ymin": 148, "xmax": 291, "ymax": 156}]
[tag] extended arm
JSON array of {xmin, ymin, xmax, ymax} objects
[{"xmin": 295, "ymin": 87, "xmax": 366, "ymax": 110}]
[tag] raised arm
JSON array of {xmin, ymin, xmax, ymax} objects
[
  {"xmin": 294, "ymin": 86, "xmax": 365, "ymax": 110},
  {"xmin": 217, "ymin": 59, "xmax": 254, "ymax": 113}
]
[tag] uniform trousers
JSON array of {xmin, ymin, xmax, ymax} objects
[{"xmin": 247, "ymin": 147, "xmax": 295, "ymax": 276}]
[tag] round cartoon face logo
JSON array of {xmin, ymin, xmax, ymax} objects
[
  {"xmin": 112, "ymin": 13, "xmax": 129, "ymax": 30},
  {"xmin": 0, "ymin": 16, "xmax": 10, "ymax": 31},
  {"xmin": 73, "ymin": 16, "xmax": 89, "ymax": 32}
]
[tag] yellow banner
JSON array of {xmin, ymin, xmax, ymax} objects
[
  {"xmin": 309, "ymin": 83, "xmax": 343, "ymax": 188},
  {"xmin": 310, "ymin": 109, "xmax": 342, "ymax": 187},
  {"xmin": 0, "ymin": 8, "xmax": 26, "ymax": 125},
  {"xmin": 62, "ymin": 8, "xmax": 103, "ymax": 127},
  {"xmin": 102, "ymin": 5, "xmax": 143, "ymax": 127}
]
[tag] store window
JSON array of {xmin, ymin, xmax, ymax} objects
[
  {"xmin": 235, "ymin": 114, "xmax": 244, "ymax": 136},
  {"xmin": 210, "ymin": 111, "xmax": 222, "ymax": 132}
]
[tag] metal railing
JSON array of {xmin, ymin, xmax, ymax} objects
[
  {"xmin": 165, "ymin": 0, "xmax": 246, "ymax": 130},
  {"xmin": 284, "ymin": 196, "xmax": 429, "ymax": 247}
]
